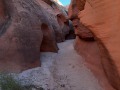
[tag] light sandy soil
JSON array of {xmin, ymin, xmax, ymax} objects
[{"xmin": 18, "ymin": 40, "xmax": 103, "ymax": 90}]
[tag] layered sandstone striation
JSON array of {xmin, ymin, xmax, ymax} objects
[
  {"xmin": 0, "ymin": 0, "xmax": 70, "ymax": 72},
  {"xmin": 69, "ymin": 0, "xmax": 120, "ymax": 90}
]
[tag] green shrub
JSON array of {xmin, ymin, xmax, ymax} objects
[{"xmin": 0, "ymin": 73, "xmax": 23, "ymax": 90}]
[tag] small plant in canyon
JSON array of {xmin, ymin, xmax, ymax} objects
[
  {"xmin": 0, "ymin": 73, "xmax": 44, "ymax": 90},
  {"xmin": 0, "ymin": 73, "xmax": 23, "ymax": 90}
]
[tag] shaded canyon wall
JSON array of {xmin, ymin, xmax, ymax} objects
[{"xmin": 0, "ymin": 0, "xmax": 70, "ymax": 72}]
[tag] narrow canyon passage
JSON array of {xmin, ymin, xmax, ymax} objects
[
  {"xmin": 18, "ymin": 40, "xmax": 103, "ymax": 90},
  {"xmin": 0, "ymin": 0, "xmax": 120, "ymax": 90}
]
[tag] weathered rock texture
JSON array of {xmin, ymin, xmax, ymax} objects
[
  {"xmin": 69, "ymin": 0, "xmax": 120, "ymax": 90},
  {"xmin": 0, "ymin": 0, "xmax": 69, "ymax": 72}
]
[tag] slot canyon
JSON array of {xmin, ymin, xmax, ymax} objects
[{"xmin": 0, "ymin": 0, "xmax": 120, "ymax": 90}]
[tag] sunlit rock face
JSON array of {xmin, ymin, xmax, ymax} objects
[
  {"xmin": 53, "ymin": 0, "xmax": 63, "ymax": 5},
  {"xmin": 0, "ymin": 0, "xmax": 69, "ymax": 72},
  {"xmin": 69, "ymin": 0, "xmax": 120, "ymax": 90}
]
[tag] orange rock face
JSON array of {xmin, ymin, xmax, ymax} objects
[
  {"xmin": 69, "ymin": 0, "xmax": 120, "ymax": 90},
  {"xmin": 0, "ymin": 0, "xmax": 69, "ymax": 72}
]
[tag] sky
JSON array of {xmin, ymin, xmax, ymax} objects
[{"xmin": 59, "ymin": 0, "xmax": 71, "ymax": 6}]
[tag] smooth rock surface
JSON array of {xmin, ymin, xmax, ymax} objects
[
  {"xmin": 68, "ymin": 0, "xmax": 120, "ymax": 90},
  {"xmin": 0, "ymin": 0, "xmax": 69, "ymax": 72}
]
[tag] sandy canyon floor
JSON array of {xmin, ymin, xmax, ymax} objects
[{"xmin": 17, "ymin": 40, "xmax": 103, "ymax": 90}]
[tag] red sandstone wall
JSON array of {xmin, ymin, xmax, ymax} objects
[
  {"xmin": 0, "ymin": 0, "xmax": 69, "ymax": 72},
  {"xmin": 69, "ymin": 0, "xmax": 120, "ymax": 90}
]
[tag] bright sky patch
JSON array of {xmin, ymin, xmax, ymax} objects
[{"xmin": 59, "ymin": 0, "xmax": 71, "ymax": 6}]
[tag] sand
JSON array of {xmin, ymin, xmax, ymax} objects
[{"xmin": 17, "ymin": 40, "xmax": 103, "ymax": 90}]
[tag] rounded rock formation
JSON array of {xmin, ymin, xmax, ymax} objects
[{"xmin": 68, "ymin": 0, "xmax": 120, "ymax": 90}]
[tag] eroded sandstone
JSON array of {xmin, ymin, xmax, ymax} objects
[
  {"xmin": 0, "ymin": 0, "xmax": 70, "ymax": 72},
  {"xmin": 69, "ymin": 0, "xmax": 120, "ymax": 90}
]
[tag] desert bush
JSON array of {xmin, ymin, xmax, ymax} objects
[{"xmin": 0, "ymin": 73, "xmax": 23, "ymax": 90}]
